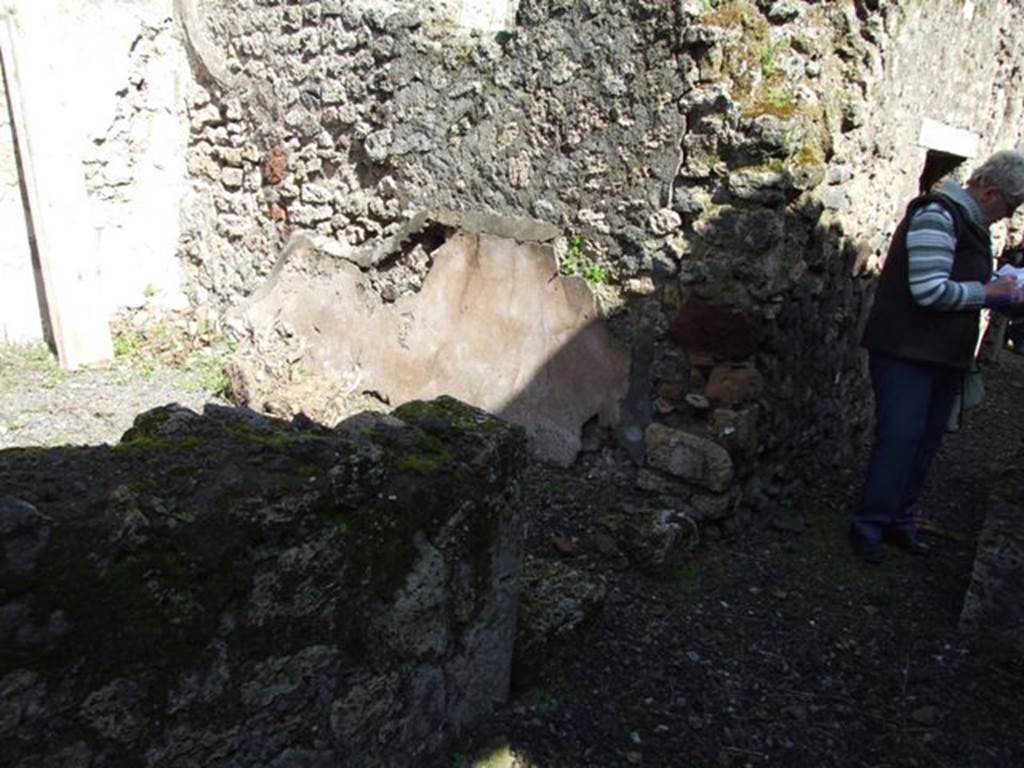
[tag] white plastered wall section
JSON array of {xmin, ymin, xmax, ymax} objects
[
  {"xmin": 0, "ymin": 68, "xmax": 38, "ymax": 344},
  {"xmin": 0, "ymin": 0, "xmax": 191, "ymax": 354},
  {"xmin": 58, "ymin": 0, "xmax": 192, "ymax": 314},
  {"xmin": 917, "ymin": 119, "xmax": 980, "ymax": 159}
]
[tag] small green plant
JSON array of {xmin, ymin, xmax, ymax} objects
[
  {"xmin": 143, "ymin": 283, "xmax": 156, "ymax": 300},
  {"xmin": 113, "ymin": 330, "xmax": 145, "ymax": 359},
  {"xmin": 559, "ymin": 233, "xmax": 607, "ymax": 286},
  {"xmin": 186, "ymin": 354, "xmax": 230, "ymax": 393},
  {"xmin": 111, "ymin": 316, "xmax": 236, "ymax": 393},
  {"xmin": 759, "ymin": 39, "xmax": 785, "ymax": 78},
  {"xmin": 766, "ymin": 87, "xmax": 792, "ymax": 111},
  {"xmin": 40, "ymin": 369, "xmax": 66, "ymax": 389},
  {"xmin": 152, "ymin": 496, "xmax": 175, "ymax": 516},
  {"xmin": 742, "ymin": 86, "xmax": 796, "ymax": 119},
  {"xmin": 2, "ymin": 342, "xmax": 66, "ymax": 387},
  {"xmin": 113, "ymin": 328, "xmax": 157, "ymax": 378},
  {"xmin": 151, "ymin": 495, "xmax": 195, "ymax": 524},
  {"xmin": 23, "ymin": 342, "xmax": 55, "ymax": 366},
  {"xmin": 113, "ymin": 322, "xmax": 187, "ymax": 380},
  {"xmin": 182, "ymin": 345, "xmax": 234, "ymax": 395}
]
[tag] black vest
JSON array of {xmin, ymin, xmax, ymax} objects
[{"xmin": 861, "ymin": 193, "xmax": 992, "ymax": 370}]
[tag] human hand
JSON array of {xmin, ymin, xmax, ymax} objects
[{"xmin": 984, "ymin": 276, "xmax": 1024, "ymax": 308}]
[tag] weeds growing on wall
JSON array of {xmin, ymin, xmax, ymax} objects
[
  {"xmin": 759, "ymin": 38, "xmax": 786, "ymax": 78},
  {"xmin": 700, "ymin": 0, "xmax": 807, "ymax": 124},
  {"xmin": 559, "ymin": 233, "xmax": 608, "ymax": 287}
]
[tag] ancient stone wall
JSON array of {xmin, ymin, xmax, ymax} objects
[
  {"xmin": 830, "ymin": 0, "xmax": 1024, "ymax": 266},
  {"xmin": 0, "ymin": 397, "xmax": 527, "ymax": 767},
  {"xmin": 170, "ymin": 0, "xmax": 1024, "ymax": 519},
  {"xmin": 5, "ymin": 0, "xmax": 1022, "ymax": 517}
]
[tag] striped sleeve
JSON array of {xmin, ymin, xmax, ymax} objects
[{"xmin": 905, "ymin": 203, "xmax": 986, "ymax": 311}]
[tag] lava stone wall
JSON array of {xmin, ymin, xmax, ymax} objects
[{"xmin": 176, "ymin": 0, "xmax": 1024, "ymax": 510}]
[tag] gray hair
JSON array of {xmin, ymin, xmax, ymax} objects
[{"xmin": 968, "ymin": 149, "xmax": 1024, "ymax": 208}]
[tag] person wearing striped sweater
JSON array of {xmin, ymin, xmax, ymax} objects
[{"xmin": 854, "ymin": 150, "xmax": 1024, "ymax": 564}]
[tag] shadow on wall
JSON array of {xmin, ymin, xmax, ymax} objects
[
  {"xmin": 0, "ymin": 202, "xmax": 877, "ymax": 767},
  {"xmin": 223, "ymin": 227, "xmax": 632, "ymax": 468},
  {"xmin": 590, "ymin": 193, "xmax": 874, "ymax": 521},
  {"xmin": 220, "ymin": 204, "xmax": 872, "ymax": 523},
  {"xmin": 493, "ymin": 312, "xmax": 629, "ymax": 464}
]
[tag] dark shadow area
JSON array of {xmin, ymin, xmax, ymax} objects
[
  {"xmin": 919, "ymin": 149, "xmax": 966, "ymax": 194},
  {"xmin": 0, "ymin": 397, "xmax": 528, "ymax": 766},
  {"xmin": 491, "ymin": 313, "xmax": 633, "ymax": 470},
  {"xmin": 5, "ymin": 272, "xmax": 1024, "ymax": 767},
  {"xmin": 443, "ymin": 333, "xmax": 1024, "ymax": 768}
]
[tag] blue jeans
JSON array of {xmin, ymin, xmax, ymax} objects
[{"xmin": 854, "ymin": 351, "xmax": 961, "ymax": 543}]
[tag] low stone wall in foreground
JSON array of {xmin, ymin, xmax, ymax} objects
[{"xmin": 0, "ymin": 397, "xmax": 526, "ymax": 767}]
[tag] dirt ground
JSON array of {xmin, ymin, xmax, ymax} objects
[
  {"xmin": 1, "ymin": 340, "xmax": 1022, "ymax": 768},
  {"xmin": 449, "ymin": 350, "xmax": 1024, "ymax": 768},
  {"xmin": 0, "ymin": 330, "xmax": 229, "ymax": 449}
]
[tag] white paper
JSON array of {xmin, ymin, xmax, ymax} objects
[{"xmin": 996, "ymin": 264, "xmax": 1024, "ymax": 283}]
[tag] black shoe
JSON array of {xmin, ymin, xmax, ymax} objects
[
  {"xmin": 882, "ymin": 527, "xmax": 929, "ymax": 557},
  {"xmin": 848, "ymin": 526, "xmax": 884, "ymax": 564}
]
